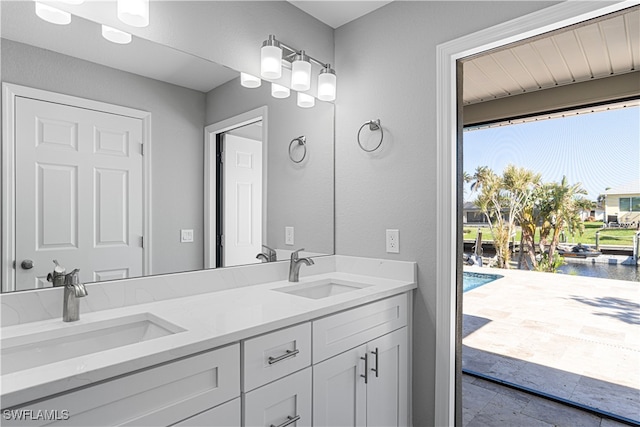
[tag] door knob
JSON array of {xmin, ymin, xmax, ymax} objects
[{"xmin": 21, "ymin": 259, "xmax": 34, "ymax": 270}]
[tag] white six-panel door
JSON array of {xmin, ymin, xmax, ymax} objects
[
  {"xmin": 15, "ymin": 97, "xmax": 144, "ymax": 290},
  {"xmin": 223, "ymin": 134, "xmax": 262, "ymax": 267}
]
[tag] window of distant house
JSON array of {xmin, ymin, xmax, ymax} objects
[{"xmin": 619, "ymin": 197, "xmax": 640, "ymax": 212}]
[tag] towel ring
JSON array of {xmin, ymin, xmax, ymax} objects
[
  {"xmin": 357, "ymin": 119, "xmax": 383, "ymax": 152},
  {"xmin": 289, "ymin": 136, "xmax": 307, "ymax": 163}
]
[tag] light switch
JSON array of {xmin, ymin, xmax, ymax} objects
[{"xmin": 181, "ymin": 229, "xmax": 194, "ymax": 243}]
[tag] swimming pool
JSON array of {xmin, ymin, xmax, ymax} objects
[{"xmin": 463, "ymin": 272, "xmax": 503, "ymax": 292}]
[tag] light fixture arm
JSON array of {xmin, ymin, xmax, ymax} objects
[{"xmin": 267, "ymin": 35, "xmax": 332, "ymax": 70}]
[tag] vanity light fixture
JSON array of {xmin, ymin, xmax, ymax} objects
[
  {"xmin": 318, "ymin": 66, "xmax": 337, "ymax": 102},
  {"xmin": 35, "ymin": 2, "xmax": 71, "ymax": 25},
  {"xmin": 271, "ymin": 83, "xmax": 290, "ymax": 99},
  {"xmin": 297, "ymin": 92, "xmax": 315, "ymax": 108},
  {"xmin": 291, "ymin": 51, "xmax": 311, "ymax": 92},
  {"xmin": 117, "ymin": 0, "xmax": 149, "ymax": 28},
  {"xmin": 258, "ymin": 35, "xmax": 337, "ymax": 102},
  {"xmin": 102, "ymin": 25, "xmax": 132, "ymax": 44},
  {"xmin": 260, "ymin": 35, "xmax": 283, "ymax": 79},
  {"xmin": 241, "ymin": 73, "xmax": 261, "ymax": 88}
]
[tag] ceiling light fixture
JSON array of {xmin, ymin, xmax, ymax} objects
[
  {"xmin": 35, "ymin": 2, "xmax": 71, "ymax": 25},
  {"xmin": 241, "ymin": 73, "xmax": 261, "ymax": 88},
  {"xmin": 102, "ymin": 25, "xmax": 132, "ymax": 44},
  {"xmin": 257, "ymin": 35, "xmax": 337, "ymax": 102},
  {"xmin": 117, "ymin": 0, "xmax": 149, "ymax": 28}
]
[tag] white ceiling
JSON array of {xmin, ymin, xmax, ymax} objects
[
  {"xmin": 287, "ymin": 1, "xmax": 393, "ymax": 29},
  {"xmin": 463, "ymin": 6, "xmax": 639, "ymax": 105}
]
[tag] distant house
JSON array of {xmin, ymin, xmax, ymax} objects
[
  {"xmin": 603, "ymin": 180, "xmax": 640, "ymax": 227},
  {"xmin": 462, "ymin": 202, "xmax": 487, "ymax": 224}
]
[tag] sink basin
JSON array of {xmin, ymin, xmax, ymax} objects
[
  {"xmin": 1, "ymin": 313, "xmax": 185, "ymax": 375},
  {"xmin": 275, "ymin": 279, "xmax": 371, "ymax": 299}
]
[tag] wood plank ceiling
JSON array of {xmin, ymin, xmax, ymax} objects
[{"xmin": 462, "ymin": 6, "xmax": 639, "ymax": 105}]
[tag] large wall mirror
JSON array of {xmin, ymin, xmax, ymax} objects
[{"xmin": 1, "ymin": 2, "xmax": 334, "ymax": 293}]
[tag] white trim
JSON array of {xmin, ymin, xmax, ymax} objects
[
  {"xmin": 434, "ymin": 1, "xmax": 636, "ymax": 425},
  {"xmin": 203, "ymin": 107, "xmax": 268, "ymax": 269},
  {"xmin": 1, "ymin": 83, "xmax": 152, "ymax": 291}
]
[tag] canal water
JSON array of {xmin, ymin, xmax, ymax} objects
[{"xmin": 558, "ymin": 263, "xmax": 640, "ymax": 282}]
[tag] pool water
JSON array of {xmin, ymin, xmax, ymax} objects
[{"xmin": 463, "ymin": 272, "xmax": 503, "ymax": 292}]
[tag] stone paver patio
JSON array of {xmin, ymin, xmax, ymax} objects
[{"xmin": 463, "ymin": 266, "xmax": 640, "ymax": 423}]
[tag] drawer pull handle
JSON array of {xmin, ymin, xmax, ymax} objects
[
  {"xmin": 371, "ymin": 347, "xmax": 379, "ymax": 377},
  {"xmin": 360, "ymin": 353, "xmax": 369, "ymax": 384},
  {"xmin": 268, "ymin": 349, "xmax": 299, "ymax": 365},
  {"xmin": 270, "ymin": 415, "xmax": 301, "ymax": 427}
]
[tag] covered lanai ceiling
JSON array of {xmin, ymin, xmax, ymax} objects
[{"xmin": 462, "ymin": 6, "xmax": 639, "ymax": 106}]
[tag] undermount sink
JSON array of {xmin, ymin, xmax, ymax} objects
[
  {"xmin": 1, "ymin": 313, "xmax": 185, "ymax": 375},
  {"xmin": 275, "ymin": 279, "xmax": 371, "ymax": 299}
]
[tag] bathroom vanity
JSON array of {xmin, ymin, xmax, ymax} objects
[{"xmin": 0, "ymin": 256, "xmax": 416, "ymax": 426}]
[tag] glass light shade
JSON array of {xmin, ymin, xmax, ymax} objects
[
  {"xmin": 117, "ymin": 0, "xmax": 149, "ymax": 28},
  {"xmin": 291, "ymin": 57, "xmax": 311, "ymax": 92},
  {"xmin": 35, "ymin": 2, "xmax": 71, "ymax": 25},
  {"xmin": 297, "ymin": 92, "xmax": 315, "ymax": 108},
  {"xmin": 241, "ymin": 73, "xmax": 261, "ymax": 88},
  {"xmin": 102, "ymin": 25, "xmax": 132, "ymax": 44},
  {"xmin": 261, "ymin": 45, "xmax": 282, "ymax": 79},
  {"xmin": 318, "ymin": 71, "xmax": 337, "ymax": 102},
  {"xmin": 271, "ymin": 83, "xmax": 290, "ymax": 99}
]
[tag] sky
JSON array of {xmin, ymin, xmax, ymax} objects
[{"xmin": 463, "ymin": 106, "xmax": 640, "ymax": 201}]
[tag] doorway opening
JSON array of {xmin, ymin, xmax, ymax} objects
[
  {"xmin": 434, "ymin": 2, "xmax": 637, "ymax": 426},
  {"xmin": 204, "ymin": 107, "xmax": 268, "ymax": 269}
]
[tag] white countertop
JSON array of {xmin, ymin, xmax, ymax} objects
[{"xmin": 1, "ymin": 270, "xmax": 415, "ymax": 408}]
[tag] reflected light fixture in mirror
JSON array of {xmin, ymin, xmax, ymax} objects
[
  {"xmin": 297, "ymin": 92, "xmax": 315, "ymax": 108},
  {"xmin": 117, "ymin": 0, "xmax": 149, "ymax": 28},
  {"xmin": 291, "ymin": 51, "xmax": 311, "ymax": 91},
  {"xmin": 102, "ymin": 25, "xmax": 132, "ymax": 44},
  {"xmin": 272, "ymin": 83, "xmax": 290, "ymax": 99},
  {"xmin": 261, "ymin": 35, "xmax": 283, "ymax": 79},
  {"xmin": 35, "ymin": 2, "xmax": 71, "ymax": 25},
  {"xmin": 241, "ymin": 73, "xmax": 261, "ymax": 88}
]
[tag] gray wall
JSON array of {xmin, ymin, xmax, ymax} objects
[
  {"xmin": 333, "ymin": 2, "xmax": 557, "ymax": 425},
  {"xmin": 206, "ymin": 78, "xmax": 334, "ymax": 254},
  {"xmin": 1, "ymin": 39, "xmax": 206, "ymax": 275}
]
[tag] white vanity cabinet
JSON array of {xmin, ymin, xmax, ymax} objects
[
  {"xmin": 3, "ymin": 344, "xmax": 240, "ymax": 427},
  {"xmin": 312, "ymin": 294, "xmax": 409, "ymax": 427}
]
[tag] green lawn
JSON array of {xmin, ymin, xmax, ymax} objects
[{"xmin": 463, "ymin": 221, "xmax": 637, "ymax": 247}]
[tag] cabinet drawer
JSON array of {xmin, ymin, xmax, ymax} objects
[
  {"xmin": 244, "ymin": 368, "xmax": 312, "ymax": 427},
  {"xmin": 243, "ymin": 322, "xmax": 311, "ymax": 392},
  {"xmin": 173, "ymin": 397, "xmax": 240, "ymax": 426},
  {"xmin": 312, "ymin": 293, "xmax": 407, "ymax": 363},
  {"xmin": 7, "ymin": 344, "xmax": 240, "ymax": 426}
]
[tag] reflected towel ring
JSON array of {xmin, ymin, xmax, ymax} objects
[
  {"xmin": 357, "ymin": 119, "xmax": 383, "ymax": 152},
  {"xmin": 289, "ymin": 136, "xmax": 307, "ymax": 163}
]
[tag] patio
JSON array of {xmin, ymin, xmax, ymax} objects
[{"xmin": 462, "ymin": 266, "xmax": 640, "ymax": 423}]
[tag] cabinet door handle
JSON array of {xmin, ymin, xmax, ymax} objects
[
  {"xmin": 270, "ymin": 415, "xmax": 301, "ymax": 427},
  {"xmin": 360, "ymin": 353, "xmax": 369, "ymax": 384},
  {"xmin": 371, "ymin": 347, "xmax": 379, "ymax": 377},
  {"xmin": 268, "ymin": 349, "xmax": 299, "ymax": 365}
]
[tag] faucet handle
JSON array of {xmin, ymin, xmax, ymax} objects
[{"xmin": 291, "ymin": 248, "xmax": 305, "ymax": 261}]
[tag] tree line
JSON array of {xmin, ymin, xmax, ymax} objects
[{"xmin": 465, "ymin": 165, "xmax": 594, "ymax": 272}]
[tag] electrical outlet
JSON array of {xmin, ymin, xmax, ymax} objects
[
  {"xmin": 386, "ymin": 229, "xmax": 399, "ymax": 253},
  {"xmin": 181, "ymin": 229, "xmax": 194, "ymax": 243},
  {"xmin": 285, "ymin": 226, "xmax": 294, "ymax": 245}
]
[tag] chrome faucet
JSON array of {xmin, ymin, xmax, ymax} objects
[
  {"xmin": 62, "ymin": 269, "xmax": 87, "ymax": 322},
  {"xmin": 256, "ymin": 244, "xmax": 278, "ymax": 263},
  {"xmin": 288, "ymin": 248, "xmax": 314, "ymax": 282}
]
